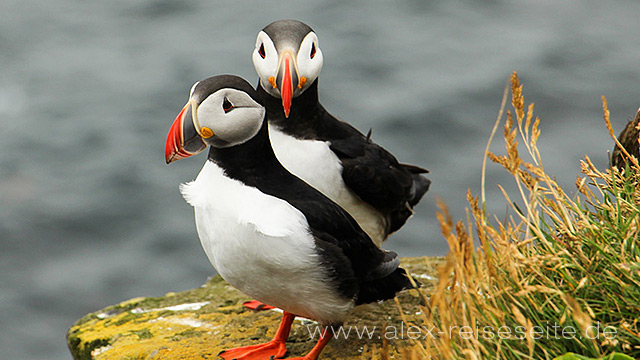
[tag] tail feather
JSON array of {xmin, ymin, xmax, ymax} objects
[
  {"xmin": 408, "ymin": 173, "xmax": 431, "ymax": 207},
  {"xmin": 387, "ymin": 171, "xmax": 431, "ymax": 234},
  {"xmin": 400, "ymin": 163, "xmax": 429, "ymax": 174},
  {"xmin": 355, "ymin": 268, "xmax": 418, "ymax": 305},
  {"xmin": 367, "ymin": 250, "xmax": 401, "ymax": 280}
]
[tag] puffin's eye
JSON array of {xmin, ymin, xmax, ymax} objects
[
  {"xmin": 222, "ymin": 97, "xmax": 234, "ymax": 113},
  {"xmin": 258, "ymin": 43, "xmax": 266, "ymax": 59},
  {"xmin": 310, "ymin": 42, "xmax": 316, "ymax": 59}
]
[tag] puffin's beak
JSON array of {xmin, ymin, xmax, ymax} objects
[
  {"xmin": 276, "ymin": 50, "xmax": 299, "ymax": 118},
  {"xmin": 165, "ymin": 102, "xmax": 207, "ymax": 164}
]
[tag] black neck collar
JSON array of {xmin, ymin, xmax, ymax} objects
[
  {"xmin": 206, "ymin": 119, "xmax": 280, "ymax": 182},
  {"xmin": 204, "ymin": 113, "xmax": 322, "ymax": 207}
]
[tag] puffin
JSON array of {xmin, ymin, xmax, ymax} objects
[
  {"xmin": 252, "ymin": 19, "xmax": 431, "ymax": 246},
  {"xmin": 165, "ymin": 75, "xmax": 414, "ymax": 360},
  {"xmin": 612, "ymin": 106, "xmax": 640, "ymax": 169}
]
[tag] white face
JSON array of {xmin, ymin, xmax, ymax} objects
[
  {"xmin": 252, "ymin": 30, "xmax": 323, "ymax": 99},
  {"xmin": 193, "ymin": 88, "xmax": 265, "ymax": 148}
]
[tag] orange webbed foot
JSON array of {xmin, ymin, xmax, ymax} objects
[
  {"xmin": 219, "ymin": 312, "xmax": 295, "ymax": 360},
  {"xmin": 218, "ymin": 339, "xmax": 287, "ymax": 360},
  {"xmin": 243, "ymin": 300, "xmax": 275, "ymax": 311}
]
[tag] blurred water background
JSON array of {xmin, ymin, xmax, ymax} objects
[{"xmin": 2, "ymin": 0, "xmax": 639, "ymax": 359}]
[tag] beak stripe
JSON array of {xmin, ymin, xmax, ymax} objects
[
  {"xmin": 165, "ymin": 105, "xmax": 196, "ymax": 164},
  {"xmin": 282, "ymin": 56, "xmax": 293, "ymax": 118}
]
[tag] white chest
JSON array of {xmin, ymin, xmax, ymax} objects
[
  {"xmin": 179, "ymin": 161, "xmax": 353, "ymax": 324},
  {"xmin": 268, "ymin": 125, "xmax": 387, "ymax": 245}
]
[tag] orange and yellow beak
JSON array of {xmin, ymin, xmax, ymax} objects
[{"xmin": 165, "ymin": 102, "xmax": 207, "ymax": 164}]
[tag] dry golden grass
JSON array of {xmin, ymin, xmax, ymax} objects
[{"xmin": 398, "ymin": 72, "xmax": 640, "ymax": 360}]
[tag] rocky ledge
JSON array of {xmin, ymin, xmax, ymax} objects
[{"xmin": 67, "ymin": 257, "xmax": 443, "ymax": 360}]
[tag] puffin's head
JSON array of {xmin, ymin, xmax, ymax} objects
[
  {"xmin": 252, "ymin": 19, "xmax": 323, "ymax": 118},
  {"xmin": 165, "ymin": 75, "xmax": 265, "ymax": 164}
]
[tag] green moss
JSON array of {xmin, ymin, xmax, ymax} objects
[
  {"xmin": 171, "ymin": 328, "xmax": 205, "ymax": 341},
  {"xmin": 130, "ymin": 329, "xmax": 153, "ymax": 340},
  {"xmin": 67, "ymin": 336, "xmax": 110, "ymax": 360},
  {"xmin": 113, "ymin": 312, "xmax": 145, "ymax": 326}
]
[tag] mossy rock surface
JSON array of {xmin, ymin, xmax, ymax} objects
[{"xmin": 67, "ymin": 256, "xmax": 443, "ymax": 360}]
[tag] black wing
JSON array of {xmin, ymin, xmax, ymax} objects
[
  {"xmin": 285, "ymin": 187, "xmax": 413, "ymax": 304},
  {"xmin": 313, "ymin": 228, "xmax": 412, "ymax": 305},
  {"xmin": 286, "ymin": 190, "xmax": 388, "ymax": 278},
  {"xmin": 329, "ymin": 134, "xmax": 430, "ymax": 232}
]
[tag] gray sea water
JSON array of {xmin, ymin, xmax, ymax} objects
[{"xmin": 2, "ymin": 1, "xmax": 639, "ymax": 359}]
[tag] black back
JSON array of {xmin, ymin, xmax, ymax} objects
[{"xmin": 257, "ymin": 80, "xmax": 431, "ymax": 234}]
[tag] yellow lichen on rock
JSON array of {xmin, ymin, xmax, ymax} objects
[{"xmin": 67, "ymin": 257, "xmax": 442, "ymax": 360}]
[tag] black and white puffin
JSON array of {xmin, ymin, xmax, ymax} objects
[
  {"xmin": 165, "ymin": 75, "xmax": 414, "ymax": 360},
  {"xmin": 252, "ymin": 19, "xmax": 431, "ymax": 246}
]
